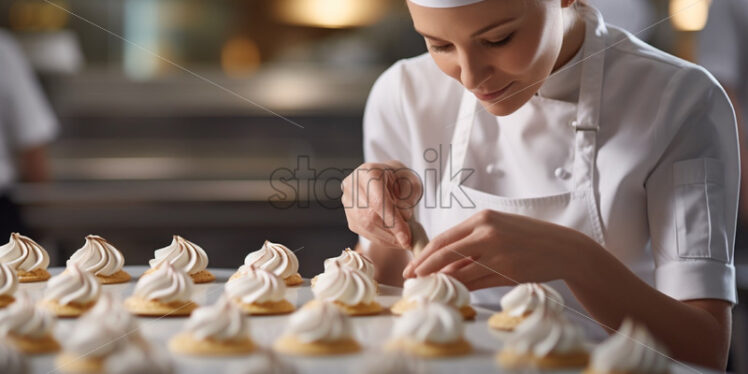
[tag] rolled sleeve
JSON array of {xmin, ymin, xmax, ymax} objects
[{"xmin": 646, "ymin": 67, "xmax": 739, "ymax": 304}]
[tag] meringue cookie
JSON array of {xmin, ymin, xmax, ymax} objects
[
  {"xmin": 498, "ymin": 311, "xmax": 589, "ymax": 369},
  {"xmin": 147, "ymin": 235, "xmax": 215, "ymax": 283},
  {"xmin": 386, "ymin": 302, "xmax": 471, "ymax": 357},
  {"xmin": 0, "ymin": 341, "xmax": 27, "ymax": 374},
  {"xmin": 125, "ymin": 263, "xmax": 198, "ymax": 317},
  {"xmin": 40, "ymin": 263, "xmax": 101, "ymax": 317},
  {"xmin": 0, "ymin": 233, "xmax": 50, "ymax": 282},
  {"xmin": 234, "ymin": 240, "xmax": 302, "ymax": 286},
  {"xmin": 0, "ymin": 292, "xmax": 59, "ymax": 354},
  {"xmin": 67, "ymin": 235, "xmax": 131, "ymax": 284},
  {"xmin": 489, "ymin": 283, "xmax": 564, "ymax": 331},
  {"xmin": 586, "ymin": 319, "xmax": 670, "ymax": 374},
  {"xmin": 0, "ymin": 262, "xmax": 18, "ymax": 308},
  {"xmin": 274, "ymin": 301, "xmax": 360, "ymax": 355},
  {"xmin": 323, "ymin": 248, "xmax": 375, "ymax": 279},
  {"xmin": 55, "ymin": 316, "xmax": 126, "ymax": 373},
  {"xmin": 391, "ymin": 273, "xmax": 475, "ymax": 319},
  {"xmin": 106, "ymin": 343, "xmax": 174, "ymax": 374},
  {"xmin": 169, "ymin": 296, "xmax": 255, "ymax": 355},
  {"xmin": 224, "ymin": 266, "xmax": 294, "ymax": 315},
  {"xmin": 86, "ymin": 293, "xmax": 140, "ymax": 340},
  {"xmin": 311, "ymin": 260, "xmax": 381, "ymax": 315}
]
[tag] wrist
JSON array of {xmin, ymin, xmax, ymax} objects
[{"xmin": 555, "ymin": 228, "xmax": 603, "ymax": 286}]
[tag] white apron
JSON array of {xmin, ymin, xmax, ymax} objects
[{"xmin": 424, "ymin": 10, "xmax": 609, "ymax": 339}]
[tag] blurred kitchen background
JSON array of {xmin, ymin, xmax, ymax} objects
[{"xmin": 0, "ymin": 0, "xmax": 746, "ymax": 353}]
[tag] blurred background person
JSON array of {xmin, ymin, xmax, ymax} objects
[{"xmin": 0, "ymin": 28, "xmax": 57, "ymax": 239}]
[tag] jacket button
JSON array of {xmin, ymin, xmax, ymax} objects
[{"xmin": 554, "ymin": 167, "xmax": 570, "ymax": 179}]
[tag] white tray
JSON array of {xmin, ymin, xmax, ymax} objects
[{"xmin": 17, "ymin": 266, "xmax": 709, "ymax": 374}]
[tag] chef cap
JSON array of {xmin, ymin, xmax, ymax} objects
[{"xmin": 408, "ymin": 0, "xmax": 485, "ymax": 8}]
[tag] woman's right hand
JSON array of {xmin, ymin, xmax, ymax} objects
[{"xmin": 341, "ymin": 160, "xmax": 423, "ymax": 249}]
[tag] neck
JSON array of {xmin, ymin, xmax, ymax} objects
[{"xmin": 553, "ymin": 7, "xmax": 586, "ymax": 72}]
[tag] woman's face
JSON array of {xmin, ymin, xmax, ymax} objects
[{"xmin": 408, "ymin": 0, "xmax": 567, "ymax": 116}]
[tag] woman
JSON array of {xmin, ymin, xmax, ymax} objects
[{"xmin": 341, "ymin": 0, "xmax": 738, "ymax": 369}]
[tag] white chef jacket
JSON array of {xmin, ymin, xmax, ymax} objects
[
  {"xmin": 360, "ymin": 10, "xmax": 739, "ymax": 304},
  {"xmin": 0, "ymin": 30, "xmax": 58, "ymax": 191}
]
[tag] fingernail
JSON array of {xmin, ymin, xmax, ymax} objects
[
  {"xmin": 403, "ymin": 263, "xmax": 413, "ymax": 278},
  {"xmin": 396, "ymin": 233, "xmax": 409, "ymax": 248}
]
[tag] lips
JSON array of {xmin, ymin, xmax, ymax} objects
[{"xmin": 473, "ymin": 82, "xmax": 514, "ymax": 102}]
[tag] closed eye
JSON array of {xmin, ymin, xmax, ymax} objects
[{"xmin": 483, "ymin": 32, "xmax": 514, "ymax": 48}]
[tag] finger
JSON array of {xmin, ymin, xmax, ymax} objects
[
  {"xmin": 403, "ymin": 220, "xmax": 475, "ymax": 278},
  {"xmin": 450, "ymin": 262, "xmax": 517, "ymax": 288},
  {"xmin": 377, "ymin": 171, "xmax": 411, "ymax": 248},
  {"xmin": 439, "ymin": 256, "xmax": 478, "ymax": 274},
  {"xmin": 364, "ymin": 213, "xmax": 404, "ymax": 248},
  {"xmin": 462, "ymin": 272, "xmax": 514, "ymax": 291},
  {"xmin": 413, "ymin": 235, "xmax": 480, "ymax": 277}
]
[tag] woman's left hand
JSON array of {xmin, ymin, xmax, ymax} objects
[{"xmin": 401, "ymin": 209, "xmax": 592, "ymax": 290}]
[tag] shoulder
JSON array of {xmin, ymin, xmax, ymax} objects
[{"xmin": 604, "ymin": 25, "xmax": 720, "ymax": 95}]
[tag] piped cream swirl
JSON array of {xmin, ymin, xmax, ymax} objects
[
  {"xmin": 67, "ymin": 235, "xmax": 125, "ymax": 276},
  {"xmin": 148, "ymin": 235, "xmax": 208, "ymax": 275},
  {"xmin": 401, "ymin": 273, "xmax": 469, "ymax": 308},
  {"xmin": 312, "ymin": 261, "xmax": 376, "ymax": 305},
  {"xmin": 282, "ymin": 301, "xmax": 353, "ymax": 343},
  {"xmin": 225, "ymin": 266, "xmax": 286, "ymax": 304},
  {"xmin": 500, "ymin": 283, "xmax": 564, "ymax": 317},
  {"xmin": 0, "ymin": 292, "xmax": 55, "ymax": 338},
  {"xmin": 87, "ymin": 293, "xmax": 139, "ymax": 336},
  {"xmin": 43, "ymin": 263, "xmax": 101, "ymax": 305},
  {"xmin": 323, "ymin": 248, "xmax": 375, "ymax": 279},
  {"xmin": 240, "ymin": 241, "xmax": 298, "ymax": 279},
  {"xmin": 66, "ymin": 317, "xmax": 123, "ymax": 357},
  {"xmin": 391, "ymin": 302, "xmax": 464, "ymax": 344},
  {"xmin": 182, "ymin": 297, "xmax": 250, "ymax": 341},
  {"xmin": 503, "ymin": 311, "xmax": 587, "ymax": 357},
  {"xmin": 0, "ymin": 233, "xmax": 49, "ymax": 272},
  {"xmin": 589, "ymin": 319, "xmax": 669, "ymax": 374},
  {"xmin": 0, "ymin": 341, "xmax": 27, "ymax": 374},
  {"xmin": 0, "ymin": 263, "xmax": 18, "ymax": 297},
  {"xmin": 133, "ymin": 263, "xmax": 193, "ymax": 303}
]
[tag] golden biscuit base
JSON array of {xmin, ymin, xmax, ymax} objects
[
  {"xmin": 273, "ymin": 336, "xmax": 361, "ymax": 356},
  {"xmin": 17, "ymin": 268, "xmax": 51, "ymax": 283},
  {"xmin": 95, "ymin": 270, "xmax": 131, "ymax": 284},
  {"xmin": 39, "ymin": 299, "xmax": 97, "ymax": 318},
  {"xmin": 142, "ymin": 268, "xmax": 215, "ymax": 284},
  {"xmin": 390, "ymin": 299, "xmax": 476, "ymax": 320},
  {"xmin": 0, "ymin": 294, "xmax": 15, "ymax": 308},
  {"xmin": 302, "ymin": 299, "xmax": 382, "ymax": 316},
  {"xmin": 6, "ymin": 332, "xmax": 60, "ymax": 354},
  {"xmin": 55, "ymin": 352, "xmax": 105, "ymax": 374},
  {"xmin": 169, "ymin": 333, "xmax": 256, "ymax": 356},
  {"xmin": 385, "ymin": 338, "xmax": 472, "ymax": 358},
  {"xmin": 497, "ymin": 349, "xmax": 590, "ymax": 369},
  {"xmin": 233, "ymin": 299, "xmax": 295, "ymax": 315},
  {"xmin": 487, "ymin": 311, "xmax": 531, "ymax": 331},
  {"xmin": 124, "ymin": 296, "xmax": 197, "ymax": 317}
]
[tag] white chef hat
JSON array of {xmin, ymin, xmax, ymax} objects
[{"xmin": 408, "ymin": 0, "xmax": 485, "ymax": 8}]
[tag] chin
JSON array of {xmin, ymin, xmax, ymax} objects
[{"xmin": 479, "ymin": 97, "xmax": 525, "ymax": 116}]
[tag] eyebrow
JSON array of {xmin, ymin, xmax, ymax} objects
[{"xmin": 416, "ymin": 17, "xmax": 517, "ymax": 42}]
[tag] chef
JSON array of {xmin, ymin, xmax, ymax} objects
[
  {"xmin": 341, "ymin": 0, "xmax": 738, "ymax": 370},
  {"xmin": 0, "ymin": 29, "xmax": 58, "ymax": 238}
]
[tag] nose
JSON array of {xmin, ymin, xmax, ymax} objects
[{"xmin": 458, "ymin": 48, "xmax": 492, "ymax": 91}]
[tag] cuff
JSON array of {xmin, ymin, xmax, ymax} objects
[{"xmin": 655, "ymin": 259, "xmax": 737, "ymax": 304}]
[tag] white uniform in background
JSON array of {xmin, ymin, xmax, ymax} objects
[
  {"xmin": 0, "ymin": 30, "xmax": 58, "ymax": 192},
  {"xmin": 361, "ymin": 6, "xmax": 738, "ymax": 338}
]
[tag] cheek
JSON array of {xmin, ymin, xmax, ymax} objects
[{"xmin": 430, "ymin": 53, "xmax": 461, "ymax": 82}]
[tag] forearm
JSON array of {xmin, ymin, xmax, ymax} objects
[
  {"xmin": 355, "ymin": 241, "xmax": 411, "ymax": 287},
  {"xmin": 563, "ymin": 235, "xmax": 730, "ymax": 369}
]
